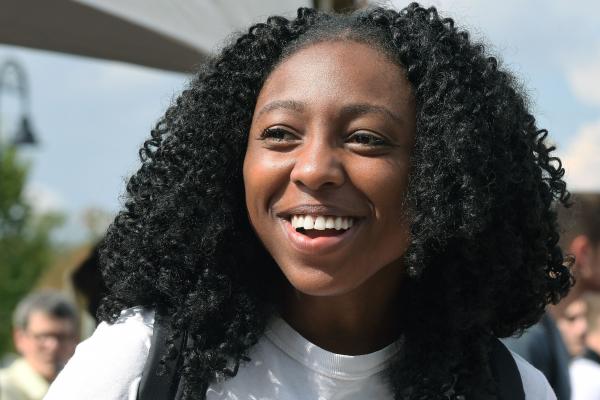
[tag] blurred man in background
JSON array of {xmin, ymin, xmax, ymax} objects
[
  {"xmin": 571, "ymin": 293, "xmax": 600, "ymax": 400},
  {"xmin": 0, "ymin": 291, "xmax": 79, "ymax": 400},
  {"xmin": 503, "ymin": 193, "xmax": 600, "ymax": 400},
  {"xmin": 556, "ymin": 298, "xmax": 588, "ymax": 358},
  {"xmin": 553, "ymin": 194, "xmax": 600, "ymax": 357}
]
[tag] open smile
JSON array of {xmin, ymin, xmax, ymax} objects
[{"xmin": 279, "ymin": 214, "xmax": 361, "ymax": 255}]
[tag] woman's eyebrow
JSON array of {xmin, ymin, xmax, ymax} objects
[
  {"xmin": 341, "ymin": 103, "xmax": 405, "ymax": 125},
  {"xmin": 256, "ymin": 100, "xmax": 305, "ymax": 118},
  {"xmin": 255, "ymin": 100, "xmax": 405, "ymax": 125}
]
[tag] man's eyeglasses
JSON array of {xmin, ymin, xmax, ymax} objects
[{"xmin": 25, "ymin": 331, "xmax": 77, "ymax": 344}]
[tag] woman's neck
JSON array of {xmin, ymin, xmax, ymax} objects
[{"xmin": 281, "ymin": 262, "xmax": 404, "ymax": 355}]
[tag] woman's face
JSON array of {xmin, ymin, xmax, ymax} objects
[{"xmin": 243, "ymin": 40, "xmax": 416, "ymax": 297}]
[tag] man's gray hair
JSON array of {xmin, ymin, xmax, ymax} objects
[{"xmin": 12, "ymin": 290, "xmax": 79, "ymax": 330}]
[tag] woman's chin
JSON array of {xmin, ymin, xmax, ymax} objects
[{"xmin": 283, "ymin": 267, "xmax": 364, "ymax": 297}]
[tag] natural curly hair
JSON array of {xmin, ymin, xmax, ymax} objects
[{"xmin": 99, "ymin": 3, "xmax": 572, "ymax": 399}]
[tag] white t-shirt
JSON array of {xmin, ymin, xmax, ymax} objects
[
  {"xmin": 44, "ymin": 307, "xmax": 555, "ymax": 400},
  {"xmin": 570, "ymin": 357, "xmax": 600, "ymax": 400}
]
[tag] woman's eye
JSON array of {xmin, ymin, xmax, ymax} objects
[
  {"xmin": 346, "ymin": 132, "xmax": 388, "ymax": 147},
  {"xmin": 259, "ymin": 127, "xmax": 298, "ymax": 142}
]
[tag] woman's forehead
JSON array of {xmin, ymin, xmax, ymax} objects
[{"xmin": 254, "ymin": 40, "xmax": 414, "ymax": 118}]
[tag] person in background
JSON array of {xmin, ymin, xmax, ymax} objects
[
  {"xmin": 555, "ymin": 194, "xmax": 600, "ymax": 356},
  {"xmin": 556, "ymin": 299, "xmax": 588, "ymax": 358},
  {"xmin": 571, "ymin": 293, "xmax": 600, "ymax": 400},
  {"xmin": 503, "ymin": 193, "xmax": 600, "ymax": 399},
  {"xmin": 0, "ymin": 291, "xmax": 79, "ymax": 400}
]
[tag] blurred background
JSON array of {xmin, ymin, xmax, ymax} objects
[{"xmin": 0, "ymin": 0, "xmax": 598, "ymax": 367}]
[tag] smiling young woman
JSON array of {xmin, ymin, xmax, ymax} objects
[
  {"xmin": 244, "ymin": 40, "xmax": 414, "ymax": 356},
  {"xmin": 45, "ymin": 3, "xmax": 570, "ymax": 400}
]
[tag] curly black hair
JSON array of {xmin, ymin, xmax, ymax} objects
[{"xmin": 99, "ymin": 3, "xmax": 572, "ymax": 399}]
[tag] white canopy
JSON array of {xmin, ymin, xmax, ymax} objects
[{"xmin": 0, "ymin": 0, "xmax": 311, "ymax": 72}]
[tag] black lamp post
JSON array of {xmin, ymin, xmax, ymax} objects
[{"xmin": 0, "ymin": 59, "xmax": 38, "ymax": 154}]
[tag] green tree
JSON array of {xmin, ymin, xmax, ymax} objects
[{"xmin": 0, "ymin": 145, "xmax": 63, "ymax": 357}]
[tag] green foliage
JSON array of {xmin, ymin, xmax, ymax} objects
[{"xmin": 0, "ymin": 146, "xmax": 64, "ymax": 357}]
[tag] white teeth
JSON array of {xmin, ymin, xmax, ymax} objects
[
  {"xmin": 303, "ymin": 215, "xmax": 314, "ymax": 230},
  {"xmin": 334, "ymin": 216, "xmax": 343, "ymax": 230},
  {"xmin": 342, "ymin": 218, "xmax": 349, "ymax": 229},
  {"xmin": 325, "ymin": 217, "xmax": 335, "ymax": 229},
  {"xmin": 290, "ymin": 215, "xmax": 356, "ymax": 231},
  {"xmin": 314, "ymin": 216, "xmax": 326, "ymax": 230}
]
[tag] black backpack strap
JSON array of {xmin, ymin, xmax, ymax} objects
[
  {"xmin": 490, "ymin": 337, "xmax": 525, "ymax": 400},
  {"xmin": 137, "ymin": 310, "xmax": 186, "ymax": 400}
]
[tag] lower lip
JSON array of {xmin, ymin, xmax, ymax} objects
[{"xmin": 280, "ymin": 218, "xmax": 359, "ymax": 255}]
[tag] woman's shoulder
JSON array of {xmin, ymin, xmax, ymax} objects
[
  {"xmin": 510, "ymin": 350, "xmax": 557, "ymax": 400},
  {"xmin": 44, "ymin": 307, "xmax": 155, "ymax": 400},
  {"xmin": 77, "ymin": 306, "xmax": 155, "ymax": 357},
  {"xmin": 107, "ymin": 306, "xmax": 155, "ymax": 336}
]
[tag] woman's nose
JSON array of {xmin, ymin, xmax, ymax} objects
[{"xmin": 290, "ymin": 138, "xmax": 345, "ymax": 191}]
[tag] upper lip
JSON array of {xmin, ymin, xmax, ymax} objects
[{"xmin": 275, "ymin": 204, "xmax": 366, "ymax": 219}]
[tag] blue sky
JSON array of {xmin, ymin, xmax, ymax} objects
[
  {"xmin": 1, "ymin": 0, "xmax": 599, "ymax": 242},
  {"xmin": 0, "ymin": 47, "xmax": 187, "ymax": 240}
]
